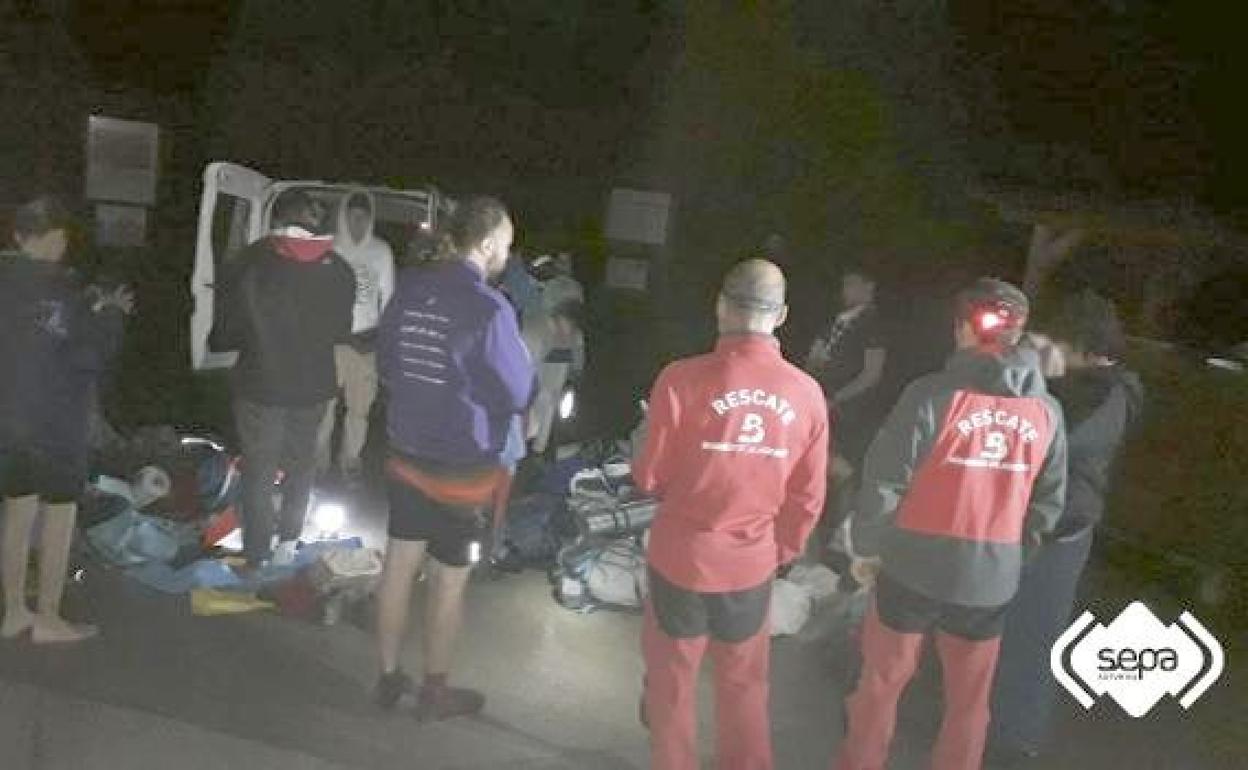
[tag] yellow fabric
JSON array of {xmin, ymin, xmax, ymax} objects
[{"xmin": 190, "ymin": 589, "xmax": 275, "ymax": 616}]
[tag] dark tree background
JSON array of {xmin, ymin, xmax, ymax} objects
[{"xmin": 1, "ymin": 0, "xmax": 1243, "ymax": 428}]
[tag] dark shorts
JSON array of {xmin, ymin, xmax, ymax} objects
[
  {"xmin": 0, "ymin": 446, "xmax": 88, "ymax": 504},
  {"xmin": 875, "ymin": 573, "xmax": 1008, "ymax": 642},
  {"xmin": 386, "ymin": 474, "xmax": 485, "ymax": 568},
  {"xmin": 648, "ymin": 569, "xmax": 772, "ymax": 644}
]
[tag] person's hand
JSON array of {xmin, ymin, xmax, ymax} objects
[
  {"xmin": 850, "ymin": 556, "xmax": 883, "ymax": 588},
  {"xmin": 629, "ymin": 401, "xmax": 649, "ymax": 463},
  {"xmin": 1027, "ymin": 333, "xmax": 1065, "ymax": 378},
  {"xmin": 1042, "ymin": 346, "xmax": 1065, "ymax": 379},
  {"xmin": 805, "ymin": 339, "xmax": 831, "ymax": 370},
  {"xmin": 93, "ymin": 285, "xmax": 135, "ymax": 316},
  {"xmin": 111, "ymin": 286, "xmax": 136, "ymax": 315},
  {"xmin": 830, "ymin": 453, "xmax": 855, "ymax": 483}
]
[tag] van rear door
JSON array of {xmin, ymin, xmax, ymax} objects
[{"xmin": 191, "ymin": 162, "xmax": 271, "ymax": 370}]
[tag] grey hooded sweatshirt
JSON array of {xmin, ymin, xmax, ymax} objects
[{"xmin": 853, "ymin": 346, "xmax": 1068, "ymax": 608}]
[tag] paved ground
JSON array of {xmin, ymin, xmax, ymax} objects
[{"xmin": 0, "ymin": 493, "xmax": 1242, "ymax": 769}]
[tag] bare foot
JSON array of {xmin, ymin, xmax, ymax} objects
[
  {"xmin": 31, "ymin": 615, "xmax": 99, "ymax": 645},
  {"xmin": 1, "ymin": 610, "xmax": 34, "ymax": 640}
]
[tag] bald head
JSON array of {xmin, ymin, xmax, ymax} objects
[{"xmin": 718, "ymin": 259, "xmax": 788, "ymax": 335}]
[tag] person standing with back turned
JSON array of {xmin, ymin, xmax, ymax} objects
[
  {"xmin": 209, "ymin": 190, "xmax": 356, "ymax": 568},
  {"xmin": 988, "ymin": 290, "xmax": 1143, "ymax": 764},
  {"xmin": 835, "ymin": 278, "xmax": 1067, "ymax": 770},
  {"xmin": 374, "ymin": 197, "xmax": 534, "ymax": 721},
  {"xmin": 633, "ymin": 259, "xmax": 829, "ymax": 770}
]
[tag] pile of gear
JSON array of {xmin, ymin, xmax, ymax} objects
[
  {"xmin": 485, "ymin": 440, "xmax": 652, "ymax": 612},
  {"xmin": 495, "ymin": 438, "xmax": 844, "ymax": 636},
  {"xmin": 81, "ymin": 428, "xmax": 240, "ymax": 573},
  {"xmin": 552, "ymin": 458, "xmax": 655, "ymax": 612},
  {"xmin": 79, "ymin": 427, "xmax": 381, "ymax": 623}
]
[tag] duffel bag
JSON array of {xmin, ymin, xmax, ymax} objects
[{"xmin": 585, "ymin": 538, "xmax": 648, "ymax": 607}]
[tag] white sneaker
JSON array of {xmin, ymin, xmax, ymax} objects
[{"xmin": 272, "ymin": 540, "xmax": 299, "ymax": 567}]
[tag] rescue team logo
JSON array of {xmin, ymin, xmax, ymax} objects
[
  {"xmin": 950, "ymin": 405, "xmax": 1041, "ymax": 472},
  {"xmin": 702, "ymin": 388, "xmax": 796, "ymax": 458},
  {"xmin": 940, "ymin": 392, "xmax": 1051, "ymax": 476},
  {"xmin": 1051, "ymin": 602, "xmax": 1225, "ymax": 718}
]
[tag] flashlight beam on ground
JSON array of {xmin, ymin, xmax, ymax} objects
[{"xmin": 313, "ymin": 502, "xmax": 346, "ymax": 534}]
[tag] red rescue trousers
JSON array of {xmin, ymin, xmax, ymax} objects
[
  {"xmin": 643, "ymin": 602, "xmax": 773, "ymax": 770},
  {"xmin": 835, "ymin": 601, "xmax": 1002, "ymax": 770}
]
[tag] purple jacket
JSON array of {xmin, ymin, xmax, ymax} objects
[{"xmin": 379, "ymin": 260, "xmax": 535, "ymax": 467}]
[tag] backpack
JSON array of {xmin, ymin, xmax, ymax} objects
[
  {"xmin": 584, "ymin": 538, "xmax": 648, "ymax": 607},
  {"xmin": 500, "ymin": 493, "xmax": 564, "ymax": 566}
]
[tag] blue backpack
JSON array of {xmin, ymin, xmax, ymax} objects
[{"xmin": 500, "ymin": 493, "xmax": 565, "ymax": 566}]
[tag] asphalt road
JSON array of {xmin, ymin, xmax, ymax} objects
[{"xmin": 0, "ymin": 488, "xmax": 1242, "ymax": 769}]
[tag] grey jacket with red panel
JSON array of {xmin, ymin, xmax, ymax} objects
[{"xmin": 853, "ymin": 346, "xmax": 1068, "ymax": 608}]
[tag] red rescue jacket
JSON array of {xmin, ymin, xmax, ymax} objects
[
  {"xmin": 853, "ymin": 347, "xmax": 1068, "ymax": 607},
  {"xmin": 634, "ymin": 334, "xmax": 830, "ymax": 593}
]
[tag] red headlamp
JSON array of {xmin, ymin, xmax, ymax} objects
[
  {"xmin": 972, "ymin": 303, "xmax": 1023, "ymax": 339},
  {"xmin": 977, "ymin": 310, "xmax": 1005, "ymax": 331}
]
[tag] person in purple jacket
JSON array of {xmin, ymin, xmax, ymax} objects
[{"xmin": 373, "ymin": 197, "xmax": 535, "ymax": 721}]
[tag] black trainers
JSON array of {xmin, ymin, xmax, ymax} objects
[
  {"xmin": 375, "ymin": 670, "xmax": 416, "ymax": 711},
  {"xmin": 415, "ymin": 683, "xmax": 485, "ymax": 722}
]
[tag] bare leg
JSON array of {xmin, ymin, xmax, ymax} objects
[
  {"xmin": 376, "ymin": 538, "xmax": 428, "ymax": 674},
  {"xmin": 32, "ymin": 502, "xmax": 97, "ymax": 644},
  {"xmin": 423, "ymin": 561, "xmax": 472, "ymax": 677},
  {"xmin": 1, "ymin": 495, "xmax": 38, "ymax": 638},
  {"xmin": 489, "ymin": 472, "xmax": 514, "ymax": 543}
]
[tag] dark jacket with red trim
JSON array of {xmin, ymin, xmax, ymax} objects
[
  {"xmin": 209, "ymin": 230, "xmax": 356, "ymax": 406},
  {"xmin": 634, "ymin": 334, "xmax": 830, "ymax": 593},
  {"xmin": 853, "ymin": 346, "xmax": 1067, "ymax": 608}
]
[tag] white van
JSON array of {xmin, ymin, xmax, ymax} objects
[{"xmin": 190, "ymin": 161, "xmax": 450, "ymax": 370}]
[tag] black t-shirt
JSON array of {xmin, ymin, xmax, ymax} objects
[{"xmin": 812, "ymin": 305, "xmax": 885, "ymax": 397}]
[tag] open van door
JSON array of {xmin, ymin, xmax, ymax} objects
[{"xmin": 191, "ymin": 162, "xmax": 272, "ymax": 370}]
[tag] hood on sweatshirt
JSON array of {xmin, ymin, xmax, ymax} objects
[
  {"xmin": 1049, "ymin": 364, "xmax": 1144, "ymax": 431},
  {"xmin": 269, "ymin": 226, "xmax": 335, "ymax": 264},
  {"xmin": 945, "ymin": 345, "xmax": 1048, "ymax": 399},
  {"xmin": 334, "ymin": 188, "xmax": 377, "ymax": 252}
]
